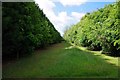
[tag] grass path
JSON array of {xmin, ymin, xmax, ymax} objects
[{"xmin": 3, "ymin": 42, "xmax": 118, "ymax": 78}]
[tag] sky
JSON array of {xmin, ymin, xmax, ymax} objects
[{"xmin": 34, "ymin": 0, "xmax": 116, "ymax": 36}]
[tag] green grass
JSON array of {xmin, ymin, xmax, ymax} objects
[{"xmin": 3, "ymin": 42, "xmax": 118, "ymax": 78}]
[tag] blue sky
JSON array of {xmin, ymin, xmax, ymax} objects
[
  {"xmin": 54, "ymin": 2, "xmax": 113, "ymax": 14},
  {"xmin": 34, "ymin": 0, "xmax": 116, "ymax": 36}
]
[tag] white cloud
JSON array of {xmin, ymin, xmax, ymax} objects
[
  {"xmin": 71, "ymin": 12, "xmax": 85, "ymax": 22},
  {"xmin": 34, "ymin": 0, "xmax": 86, "ymax": 36},
  {"xmin": 52, "ymin": 12, "xmax": 85, "ymax": 36},
  {"xmin": 35, "ymin": 0, "xmax": 55, "ymax": 10},
  {"xmin": 34, "ymin": 0, "xmax": 56, "ymax": 19},
  {"xmin": 53, "ymin": 12, "xmax": 73, "ymax": 35},
  {"xmin": 84, "ymin": 0, "xmax": 115, "ymax": 2},
  {"xmin": 57, "ymin": 12, "xmax": 72, "ymax": 25},
  {"xmin": 58, "ymin": 0, "xmax": 87, "ymax": 6},
  {"xmin": 52, "ymin": 0, "xmax": 115, "ymax": 3}
]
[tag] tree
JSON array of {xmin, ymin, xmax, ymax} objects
[
  {"xmin": 64, "ymin": 2, "xmax": 120, "ymax": 56},
  {"xmin": 2, "ymin": 2, "xmax": 62, "ymax": 60}
]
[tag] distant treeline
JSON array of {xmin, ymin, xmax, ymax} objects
[
  {"xmin": 64, "ymin": 2, "xmax": 120, "ymax": 56},
  {"xmin": 2, "ymin": 2, "xmax": 62, "ymax": 60}
]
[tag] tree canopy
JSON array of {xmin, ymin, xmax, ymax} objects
[
  {"xmin": 2, "ymin": 2, "xmax": 62, "ymax": 60},
  {"xmin": 64, "ymin": 2, "xmax": 120, "ymax": 56}
]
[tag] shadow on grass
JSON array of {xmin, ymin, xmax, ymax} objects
[
  {"xmin": 71, "ymin": 44, "xmax": 119, "ymax": 68},
  {"xmin": 65, "ymin": 45, "xmax": 119, "ymax": 77},
  {"xmin": 65, "ymin": 46, "xmax": 119, "ymax": 76},
  {"xmin": 2, "ymin": 42, "xmax": 119, "ymax": 79},
  {"xmin": 85, "ymin": 49, "xmax": 119, "ymax": 68}
]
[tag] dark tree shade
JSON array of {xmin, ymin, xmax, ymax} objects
[{"xmin": 2, "ymin": 2, "xmax": 62, "ymax": 60}]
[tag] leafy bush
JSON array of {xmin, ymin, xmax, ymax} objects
[
  {"xmin": 2, "ymin": 2, "xmax": 62, "ymax": 60},
  {"xmin": 64, "ymin": 2, "xmax": 120, "ymax": 56}
]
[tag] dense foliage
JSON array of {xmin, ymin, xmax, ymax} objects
[
  {"xmin": 2, "ymin": 2, "xmax": 62, "ymax": 60},
  {"xmin": 64, "ymin": 2, "xmax": 120, "ymax": 56}
]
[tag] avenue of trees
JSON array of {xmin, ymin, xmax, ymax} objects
[
  {"xmin": 2, "ymin": 2, "xmax": 62, "ymax": 60},
  {"xmin": 64, "ymin": 2, "xmax": 120, "ymax": 56}
]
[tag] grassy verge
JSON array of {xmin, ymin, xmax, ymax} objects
[
  {"xmin": 71, "ymin": 44, "xmax": 119, "ymax": 67},
  {"xmin": 3, "ymin": 42, "xmax": 118, "ymax": 78}
]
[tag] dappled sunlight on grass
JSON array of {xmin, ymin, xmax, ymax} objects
[
  {"xmin": 91, "ymin": 52, "xmax": 118, "ymax": 67},
  {"xmin": 3, "ymin": 42, "xmax": 118, "ymax": 78},
  {"xmin": 71, "ymin": 44, "xmax": 119, "ymax": 67},
  {"xmin": 65, "ymin": 46, "xmax": 75, "ymax": 50}
]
